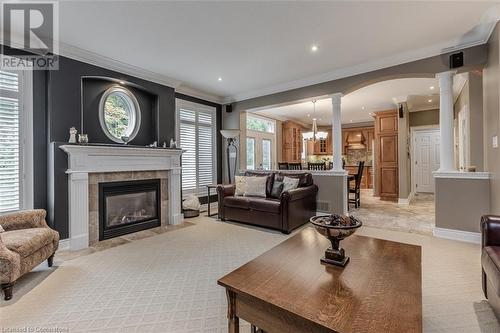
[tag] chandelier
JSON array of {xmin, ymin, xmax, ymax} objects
[{"xmin": 302, "ymin": 100, "xmax": 328, "ymax": 142}]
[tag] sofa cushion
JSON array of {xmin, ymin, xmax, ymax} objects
[
  {"xmin": 248, "ymin": 198, "xmax": 281, "ymax": 214},
  {"xmin": 224, "ymin": 196, "xmax": 250, "ymax": 210},
  {"xmin": 1, "ymin": 228, "xmax": 58, "ymax": 259},
  {"xmin": 244, "ymin": 176, "xmax": 267, "ymax": 198},
  {"xmin": 483, "ymin": 246, "xmax": 500, "ymax": 296},
  {"xmin": 244, "ymin": 171, "xmax": 275, "ymax": 197},
  {"xmin": 276, "ymin": 172, "xmax": 313, "ymax": 187}
]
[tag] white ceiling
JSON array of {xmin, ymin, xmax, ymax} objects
[
  {"xmin": 253, "ymin": 78, "xmax": 442, "ymax": 125},
  {"xmin": 15, "ymin": 1, "xmax": 499, "ymax": 102}
]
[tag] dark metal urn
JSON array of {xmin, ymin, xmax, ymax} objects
[{"xmin": 310, "ymin": 214, "xmax": 362, "ymax": 267}]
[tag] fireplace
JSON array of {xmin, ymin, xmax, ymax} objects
[{"xmin": 99, "ymin": 179, "xmax": 161, "ymax": 240}]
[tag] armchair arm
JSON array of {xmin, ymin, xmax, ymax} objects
[
  {"xmin": 481, "ymin": 215, "xmax": 500, "ymax": 248},
  {"xmin": 0, "ymin": 235, "xmax": 21, "ymax": 284},
  {"xmin": 281, "ymin": 185, "xmax": 319, "ymax": 203},
  {"xmin": 0, "ymin": 209, "xmax": 48, "ymax": 231}
]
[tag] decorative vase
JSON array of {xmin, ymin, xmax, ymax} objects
[{"xmin": 310, "ymin": 214, "xmax": 362, "ymax": 267}]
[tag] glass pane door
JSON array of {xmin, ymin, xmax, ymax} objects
[
  {"xmin": 262, "ymin": 139, "xmax": 271, "ymax": 170},
  {"xmin": 246, "ymin": 137, "xmax": 255, "ymax": 170}
]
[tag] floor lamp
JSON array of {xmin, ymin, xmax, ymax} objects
[{"xmin": 220, "ymin": 130, "xmax": 240, "ymax": 184}]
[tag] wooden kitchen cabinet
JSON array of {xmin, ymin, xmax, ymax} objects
[
  {"xmin": 374, "ymin": 110, "xmax": 398, "ymax": 201},
  {"xmin": 282, "ymin": 121, "xmax": 302, "ymax": 162}
]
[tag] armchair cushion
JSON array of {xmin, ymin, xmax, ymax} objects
[{"xmin": 2, "ymin": 228, "xmax": 59, "ymax": 259}]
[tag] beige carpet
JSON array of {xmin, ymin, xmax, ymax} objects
[{"xmin": 1, "ymin": 217, "xmax": 499, "ymax": 333}]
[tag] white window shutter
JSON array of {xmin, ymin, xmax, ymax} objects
[
  {"xmin": 0, "ymin": 71, "xmax": 20, "ymax": 212},
  {"xmin": 176, "ymin": 100, "xmax": 216, "ymax": 197}
]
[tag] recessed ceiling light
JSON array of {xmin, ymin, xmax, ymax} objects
[
  {"xmin": 218, "ymin": 77, "xmax": 222, "ymax": 81},
  {"xmin": 428, "ymin": 99, "xmax": 432, "ymax": 103},
  {"xmin": 311, "ymin": 45, "xmax": 318, "ymax": 52},
  {"xmin": 361, "ymin": 106, "xmax": 365, "ymax": 110},
  {"xmin": 119, "ymin": 80, "xmax": 125, "ymax": 85},
  {"xmin": 430, "ymin": 86, "xmax": 435, "ymax": 90}
]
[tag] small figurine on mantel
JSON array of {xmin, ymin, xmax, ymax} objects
[
  {"xmin": 170, "ymin": 138, "xmax": 177, "ymax": 149},
  {"xmin": 162, "ymin": 141, "xmax": 167, "ymax": 148},
  {"xmin": 68, "ymin": 127, "xmax": 77, "ymax": 143}
]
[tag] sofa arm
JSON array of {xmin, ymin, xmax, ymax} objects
[
  {"xmin": 0, "ymin": 236, "xmax": 21, "ymax": 284},
  {"xmin": 481, "ymin": 215, "xmax": 500, "ymax": 248},
  {"xmin": 216, "ymin": 185, "xmax": 236, "ymax": 220},
  {"xmin": 0, "ymin": 209, "xmax": 49, "ymax": 231},
  {"xmin": 281, "ymin": 185, "xmax": 319, "ymax": 202},
  {"xmin": 216, "ymin": 184, "xmax": 235, "ymax": 197}
]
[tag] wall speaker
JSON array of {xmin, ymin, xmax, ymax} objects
[
  {"xmin": 450, "ymin": 51, "xmax": 463, "ymax": 69},
  {"xmin": 398, "ymin": 103, "xmax": 404, "ymax": 118},
  {"xmin": 225, "ymin": 104, "xmax": 233, "ymax": 113}
]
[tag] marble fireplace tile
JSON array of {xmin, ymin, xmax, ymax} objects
[{"xmin": 88, "ymin": 184, "xmax": 98, "ymax": 211}]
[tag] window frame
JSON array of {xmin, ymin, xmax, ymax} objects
[
  {"xmin": 0, "ymin": 63, "xmax": 33, "ymax": 213},
  {"xmin": 98, "ymin": 86, "xmax": 141, "ymax": 143},
  {"xmin": 175, "ymin": 98, "xmax": 217, "ymax": 197},
  {"xmin": 246, "ymin": 113, "xmax": 275, "ymax": 133}
]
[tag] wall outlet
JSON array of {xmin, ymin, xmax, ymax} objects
[{"xmin": 493, "ymin": 135, "xmax": 498, "ymax": 148}]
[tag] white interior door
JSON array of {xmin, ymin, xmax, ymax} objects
[{"xmin": 413, "ymin": 129, "xmax": 440, "ymax": 193}]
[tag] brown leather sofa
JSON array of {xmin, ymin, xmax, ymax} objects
[
  {"xmin": 481, "ymin": 215, "xmax": 500, "ymax": 318},
  {"xmin": 217, "ymin": 171, "xmax": 318, "ymax": 234}
]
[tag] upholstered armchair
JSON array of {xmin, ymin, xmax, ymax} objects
[{"xmin": 0, "ymin": 209, "xmax": 59, "ymax": 300}]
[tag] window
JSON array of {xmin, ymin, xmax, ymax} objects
[
  {"xmin": 246, "ymin": 114, "xmax": 275, "ymax": 133},
  {"xmin": 0, "ymin": 65, "xmax": 33, "ymax": 213},
  {"xmin": 244, "ymin": 113, "xmax": 276, "ymax": 170},
  {"xmin": 176, "ymin": 99, "xmax": 216, "ymax": 196},
  {"xmin": 99, "ymin": 86, "xmax": 141, "ymax": 143},
  {"xmin": 246, "ymin": 137, "xmax": 255, "ymax": 170},
  {"xmin": 262, "ymin": 139, "xmax": 271, "ymax": 170}
]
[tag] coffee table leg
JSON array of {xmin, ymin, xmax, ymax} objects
[{"xmin": 226, "ymin": 289, "xmax": 239, "ymax": 333}]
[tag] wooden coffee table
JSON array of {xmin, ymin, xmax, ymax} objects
[{"xmin": 218, "ymin": 227, "xmax": 422, "ymax": 333}]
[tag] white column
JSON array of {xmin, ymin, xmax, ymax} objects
[
  {"xmin": 436, "ymin": 70, "xmax": 456, "ymax": 172},
  {"xmin": 330, "ymin": 93, "xmax": 343, "ymax": 172}
]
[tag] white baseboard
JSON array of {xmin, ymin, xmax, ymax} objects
[
  {"xmin": 59, "ymin": 238, "xmax": 70, "ymax": 250},
  {"xmin": 398, "ymin": 191, "xmax": 415, "ymax": 205},
  {"xmin": 433, "ymin": 227, "xmax": 481, "ymax": 244}
]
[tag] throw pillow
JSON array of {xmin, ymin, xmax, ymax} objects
[
  {"xmin": 270, "ymin": 181, "xmax": 284, "ymax": 199},
  {"xmin": 244, "ymin": 176, "xmax": 267, "ymax": 198},
  {"xmin": 0, "ymin": 225, "xmax": 4, "ymax": 233},
  {"xmin": 235, "ymin": 176, "xmax": 247, "ymax": 196},
  {"xmin": 282, "ymin": 176, "xmax": 300, "ymax": 193}
]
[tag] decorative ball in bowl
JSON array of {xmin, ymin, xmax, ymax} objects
[{"xmin": 310, "ymin": 214, "xmax": 362, "ymax": 267}]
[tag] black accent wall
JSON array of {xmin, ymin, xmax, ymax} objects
[{"xmin": 2, "ymin": 45, "xmax": 223, "ymax": 239}]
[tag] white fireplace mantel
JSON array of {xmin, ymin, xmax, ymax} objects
[{"xmin": 60, "ymin": 145, "xmax": 184, "ymax": 250}]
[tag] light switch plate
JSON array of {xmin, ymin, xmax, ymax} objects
[{"xmin": 493, "ymin": 136, "xmax": 498, "ymax": 148}]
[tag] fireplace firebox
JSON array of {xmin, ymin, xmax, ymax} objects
[{"xmin": 99, "ymin": 179, "xmax": 161, "ymax": 240}]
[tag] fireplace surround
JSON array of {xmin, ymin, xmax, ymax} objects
[{"xmin": 60, "ymin": 144, "xmax": 183, "ymax": 250}]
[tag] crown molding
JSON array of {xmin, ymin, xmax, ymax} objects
[
  {"xmin": 58, "ymin": 41, "xmax": 182, "ymax": 89},
  {"xmin": 175, "ymin": 84, "xmax": 224, "ymax": 104}
]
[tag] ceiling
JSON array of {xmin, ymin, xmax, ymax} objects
[
  {"xmin": 9, "ymin": 1, "xmax": 497, "ymax": 102},
  {"xmin": 253, "ymin": 78, "xmax": 443, "ymax": 125}
]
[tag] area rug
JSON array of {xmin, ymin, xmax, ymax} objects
[{"xmin": 1, "ymin": 217, "xmax": 498, "ymax": 333}]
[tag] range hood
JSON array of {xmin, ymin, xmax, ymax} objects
[{"xmin": 345, "ymin": 131, "xmax": 366, "ymax": 150}]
